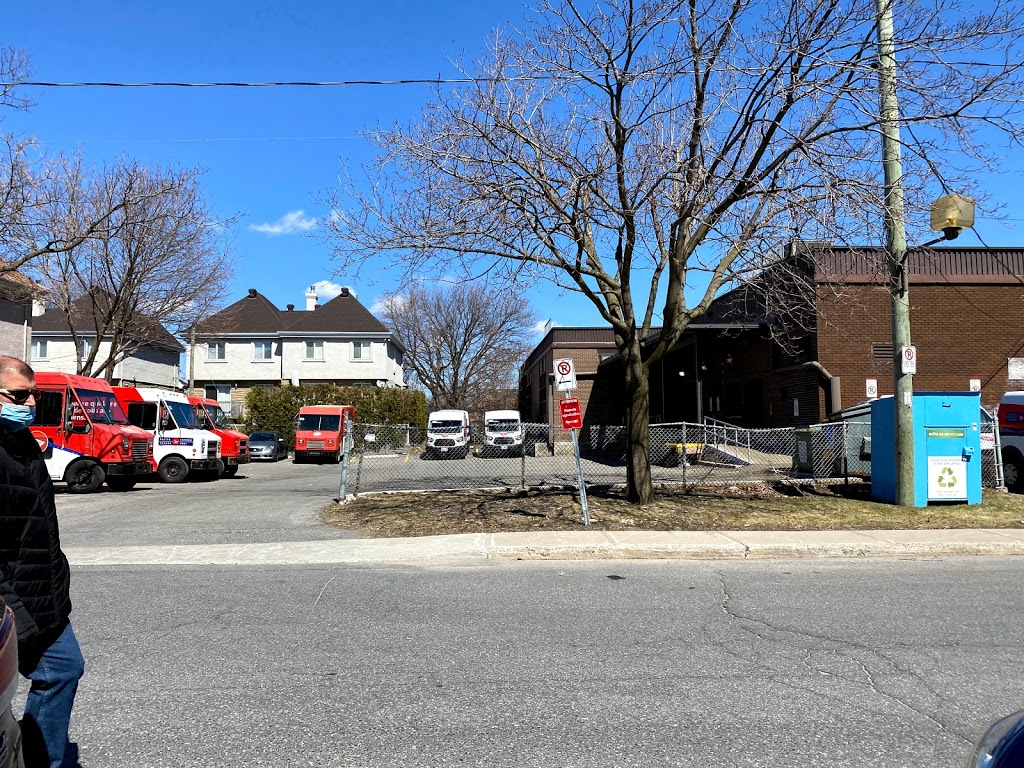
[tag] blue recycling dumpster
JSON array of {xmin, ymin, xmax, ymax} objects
[{"xmin": 871, "ymin": 392, "xmax": 982, "ymax": 506}]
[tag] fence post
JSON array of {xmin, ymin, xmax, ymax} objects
[
  {"xmin": 337, "ymin": 415, "xmax": 354, "ymax": 500},
  {"xmin": 520, "ymin": 433, "xmax": 527, "ymax": 490}
]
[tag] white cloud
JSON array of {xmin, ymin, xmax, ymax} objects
[
  {"xmin": 533, "ymin": 319, "xmax": 556, "ymax": 336},
  {"xmin": 311, "ymin": 280, "xmax": 345, "ymax": 301},
  {"xmin": 370, "ymin": 293, "xmax": 405, "ymax": 315},
  {"xmin": 249, "ymin": 210, "xmax": 317, "ymax": 236}
]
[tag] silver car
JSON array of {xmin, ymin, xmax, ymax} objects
[{"xmin": 247, "ymin": 431, "xmax": 288, "ymax": 461}]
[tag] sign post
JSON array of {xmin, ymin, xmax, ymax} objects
[
  {"xmin": 557, "ymin": 367, "xmax": 590, "ymax": 525},
  {"xmin": 337, "ymin": 413, "xmax": 354, "ymax": 501}
]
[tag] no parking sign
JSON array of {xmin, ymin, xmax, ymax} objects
[{"xmin": 554, "ymin": 358, "xmax": 577, "ymax": 391}]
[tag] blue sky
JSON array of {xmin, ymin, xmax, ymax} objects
[
  {"xmin": 4, "ymin": 0, "xmax": 1024, "ymax": 338},
  {"xmin": 3, "ymin": 0, "xmax": 607, "ymax": 333}
]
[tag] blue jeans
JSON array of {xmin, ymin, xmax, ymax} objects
[{"xmin": 22, "ymin": 623, "xmax": 85, "ymax": 768}]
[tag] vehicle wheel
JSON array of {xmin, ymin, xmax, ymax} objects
[
  {"xmin": 1003, "ymin": 449, "xmax": 1024, "ymax": 491},
  {"xmin": 215, "ymin": 459, "xmax": 227, "ymax": 478},
  {"xmin": 223, "ymin": 464, "xmax": 239, "ymax": 478},
  {"xmin": 106, "ymin": 476, "xmax": 138, "ymax": 492},
  {"xmin": 66, "ymin": 461, "xmax": 104, "ymax": 493},
  {"xmin": 158, "ymin": 456, "xmax": 190, "ymax": 483}
]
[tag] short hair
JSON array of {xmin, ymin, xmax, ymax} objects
[{"xmin": 0, "ymin": 356, "xmax": 34, "ymax": 384}]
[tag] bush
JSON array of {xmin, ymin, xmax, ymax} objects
[{"xmin": 243, "ymin": 385, "xmax": 428, "ymax": 443}]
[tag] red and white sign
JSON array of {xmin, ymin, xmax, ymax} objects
[
  {"xmin": 31, "ymin": 430, "xmax": 48, "ymax": 452},
  {"xmin": 866, "ymin": 379, "xmax": 878, "ymax": 399},
  {"xmin": 901, "ymin": 345, "xmax": 917, "ymax": 375},
  {"xmin": 969, "ymin": 379, "xmax": 981, "ymax": 392},
  {"xmin": 559, "ymin": 397, "xmax": 582, "ymax": 430},
  {"xmin": 554, "ymin": 358, "xmax": 577, "ymax": 391}
]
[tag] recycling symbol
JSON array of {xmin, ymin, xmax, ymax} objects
[{"xmin": 937, "ymin": 466, "xmax": 958, "ymax": 487}]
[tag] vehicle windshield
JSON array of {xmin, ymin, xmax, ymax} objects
[
  {"xmin": 430, "ymin": 420, "xmax": 463, "ymax": 433},
  {"xmin": 165, "ymin": 400, "xmax": 199, "ymax": 429},
  {"xmin": 249, "ymin": 432, "xmax": 276, "ymax": 442},
  {"xmin": 486, "ymin": 419, "xmax": 520, "ymax": 430},
  {"xmin": 298, "ymin": 414, "xmax": 341, "ymax": 432},
  {"xmin": 73, "ymin": 389, "xmax": 130, "ymax": 425},
  {"xmin": 205, "ymin": 404, "xmax": 231, "ymax": 428}
]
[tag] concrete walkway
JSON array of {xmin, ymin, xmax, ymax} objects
[{"xmin": 65, "ymin": 527, "xmax": 1024, "ymax": 565}]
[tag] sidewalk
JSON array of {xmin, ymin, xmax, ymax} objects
[{"xmin": 64, "ymin": 527, "xmax": 1024, "ymax": 566}]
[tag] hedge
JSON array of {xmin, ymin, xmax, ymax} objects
[{"xmin": 243, "ymin": 385, "xmax": 428, "ymax": 442}]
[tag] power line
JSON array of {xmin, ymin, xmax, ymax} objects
[{"xmin": 0, "ymin": 76, "xmax": 542, "ymax": 89}]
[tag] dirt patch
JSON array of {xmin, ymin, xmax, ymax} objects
[{"xmin": 321, "ymin": 482, "xmax": 1024, "ymax": 538}]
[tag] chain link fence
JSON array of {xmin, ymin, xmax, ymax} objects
[{"xmin": 339, "ymin": 411, "xmax": 1005, "ymax": 496}]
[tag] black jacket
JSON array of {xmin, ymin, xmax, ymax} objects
[{"xmin": 0, "ymin": 427, "xmax": 72, "ymax": 672}]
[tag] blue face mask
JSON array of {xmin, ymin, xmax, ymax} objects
[{"xmin": 0, "ymin": 403, "xmax": 35, "ymax": 431}]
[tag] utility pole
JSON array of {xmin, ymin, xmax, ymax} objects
[
  {"xmin": 188, "ymin": 323, "xmax": 196, "ymax": 395},
  {"xmin": 876, "ymin": 0, "xmax": 914, "ymax": 505}
]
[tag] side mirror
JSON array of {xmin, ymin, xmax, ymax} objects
[
  {"xmin": 71, "ymin": 422, "xmax": 91, "ymax": 435},
  {"xmin": 973, "ymin": 710, "xmax": 1024, "ymax": 767},
  {"xmin": 63, "ymin": 420, "xmax": 73, "ymax": 434}
]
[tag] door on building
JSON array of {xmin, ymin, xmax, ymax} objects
[{"xmin": 204, "ymin": 385, "xmax": 232, "ymax": 416}]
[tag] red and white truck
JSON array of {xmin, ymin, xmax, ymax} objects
[
  {"xmin": 188, "ymin": 396, "xmax": 250, "ymax": 478},
  {"xmin": 32, "ymin": 372, "xmax": 154, "ymax": 493},
  {"xmin": 294, "ymin": 404, "xmax": 354, "ymax": 464},
  {"xmin": 114, "ymin": 386, "xmax": 222, "ymax": 483}
]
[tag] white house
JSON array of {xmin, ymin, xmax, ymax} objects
[
  {"xmin": 30, "ymin": 296, "xmax": 183, "ymax": 388},
  {"xmin": 186, "ymin": 286, "xmax": 405, "ymax": 417}
]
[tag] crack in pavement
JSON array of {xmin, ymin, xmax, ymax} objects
[{"xmin": 715, "ymin": 572, "xmax": 972, "ymax": 745}]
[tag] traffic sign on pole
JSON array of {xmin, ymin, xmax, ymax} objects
[
  {"xmin": 554, "ymin": 358, "xmax": 577, "ymax": 391},
  {"xmin": 901, "ymin": 346, "xmax": 917, "ymax": 375},
  {"xmin": 559, "ymin": 397, "xmax": 582, "ymax": 430}
]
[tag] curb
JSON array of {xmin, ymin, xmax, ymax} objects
[{"xmin": 63, "ymin": 528, "xmax": 1024, "ymax": 566}]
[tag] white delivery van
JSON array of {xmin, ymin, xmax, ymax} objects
[
  {"xmin": 482, "ymin": 410, "xmax": 524, "ymax": 457},
  {"xmin": 115, "ymin": 387, "xmax": 222, "ymax": 483},
  {"xmin": 425, "ymin": 409, "xmax": 471, "ymax": 459}
]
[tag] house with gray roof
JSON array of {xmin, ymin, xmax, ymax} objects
[
  {"xmin": 30, "ymin": 292, "xmax": 184, "ymax": 389},
  {"xmin": 0, "ymin": 271, "xmax": 43, "ymax": 360},
  {"xmin": 185, "ymin": 286, "xmax": 405, "ymax": 418}
]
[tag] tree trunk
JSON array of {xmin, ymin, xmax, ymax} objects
[{"xmin": 623, "ymin": 345, "xmax": 654, "ymax": 504}]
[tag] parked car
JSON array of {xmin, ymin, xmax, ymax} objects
[
  {"xmin": 0, "ymin": 600, "xmax": 23, "ymax": 768},
  {"xmin": 248, "ymin": 431, "xmax": 289, "ymax": 461},
  {"xmin": 971, "ymin": 709, "xmax": 1024, "ymax": 766}
]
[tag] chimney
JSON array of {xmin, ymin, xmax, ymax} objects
[
  {"xmin": 286, "ymin": 304, "xmax": 294, "ymax": 311},
  {"xmin": 340, "ymin": 287, "xmax": 350, "ymax": 297},
  {"xmin": 247, "ymin": 288, "xmax": 257, "ymax": 298},
  {"xmin": 305, "ymin": 286, "xmax": 317, "ymax": 311}
]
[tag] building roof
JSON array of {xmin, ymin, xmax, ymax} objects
[
  {"xmin": 0, "ymin": 270, "xmax": 41, "ymax": 304},
  {"xmin": 33, "ymin": 293, "xmax": 184, "ymax": 352},
  {"xmin": 809, "ymin": 244, "xmax": 1024, "ymax": 285},
  {"xmin": 193, "ymin": 287, "xmax": 394, "ymax": 338}
]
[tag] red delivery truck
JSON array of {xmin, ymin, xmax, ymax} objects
[
  {"xmin": 32, "ymin": 372, "xmax": 154, "ymax": 492},
  {"xmin": 188, "ymin": 395, "xmax": 250, "ymax": 477},
  {"xmin": 294, "ymin": 404, "xmax": 354, "ymax": 464}
]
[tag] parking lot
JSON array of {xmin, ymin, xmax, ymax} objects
[
  {"xmin": 55, "ymin": 458, "xmax": 357, "ymax": 548},
  {"xmin": 53, "ymin": 443, "xmax": 796, "ymax": 550}
]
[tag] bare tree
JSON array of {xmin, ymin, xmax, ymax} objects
[
  {"xmin": 378, "ymin": 283, "xmax": 536, "ymax": 411},
  {"xmin": 31, "ymin": 162, "xmax": 234, "ymax": 380},
  {"xmin": 0, "ymin": 47, "xmax": 154, "ymax": 273},
  {"xmin": 327, "ymin": 0, "xmax": 1024, "ymax": 502}
]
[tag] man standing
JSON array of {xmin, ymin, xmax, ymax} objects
[{"xmin": 0, "ymin": 357, "xmax": 83, "ymax": 768}]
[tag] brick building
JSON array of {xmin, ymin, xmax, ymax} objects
[{"xmin": 520, "ymin": 244, "xmax": 1024, "ymax": 433}]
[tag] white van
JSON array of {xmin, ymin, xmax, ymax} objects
[
  {"xmin": 482, "ymin": 410, "xmax": 524, "ymax": 457},
  {"xmin": 425, "ymin": 409, "xmax": 471, "ymax": 459}
]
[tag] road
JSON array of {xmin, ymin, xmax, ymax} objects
[{"xmin": 47, "ymin": 557, "xmax": 1024, "ymax": 767}]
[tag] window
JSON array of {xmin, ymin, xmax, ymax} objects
[
  {"xmin": 79, "ymin": 338, "xmax": 93, "ymax": 361},
  {"xmin": 352, "ymin": 341, "xmax": 371, "ymax": 361},
  {"xmin": 207, "ymin": 342, "xmax": 226, "ymax": 361},
  {"xmin": 253, "ymin": 341, "xmax": 274, "ymax": 361},
  {"xmin": 30, "ymin": 340, "xmax": 47, "ymax": 360},
  {"xmin": 304, "ymin": 340, "xmax": 324, "ymax": 361},
  {"xmin": 34, "ymin": 390, "xmax": 63, "ymax": 427}
]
